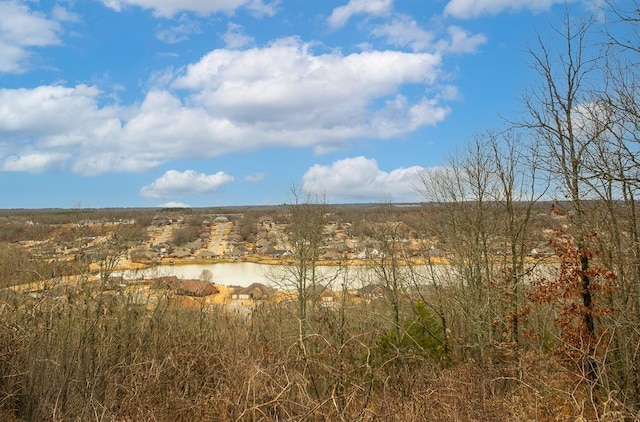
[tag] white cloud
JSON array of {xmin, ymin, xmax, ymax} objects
[
  {"xmin": 302, "ymin": 156, "xmax": 424, "ymax": 202},
  {"xmin": 444, "ymin": 0, "xmax": 566, "ymax": 19},
  {"xmin": 435, "ymin": 26, "xmax": 487, "ymax": 54},
  {"xmin": 222, "ymin": 23, "xmax": 254, "ymax": 49},
  {"xmin": 100, "ymin": 0, "xmax": 278, "ymax": 18},
  {"xmin": 372, "ymin": 16, "xmax": 486, "ymax": 54},
  {"xmin": 2, "ymin": 151, "xmax": 69, "ymax": 173},
  {"xmin": 245, "ymin": 0, "xmax": 279, "ymax": 17},
  {"xmin": 371, "ymin": 95, "xmax": 450, "ymax": 138},
  {"xmin": 140, "ymin": 169, "xmax": 234, "ymax": 198},
  {"xmin": 328, "ymin": 0, "xmax": 393, "ymax": 29},
  {"xmin": 0, "ymin": 1, "xmax": 63, "ymax": 73},
  {"xmin": 100, "ymin": 0, "xmax": 122, "ymax": 12},
  {"xmin": 70, "ymin": 152, "xmax": 162, "ymax": 176},
  {"xmin": 0, "ymin": 85, "xmax": 117, "ymax": 136},
  {"xmin": 0, "ymin": 38, "xmax": 451, "ymax": 175},
  {"xmin": 51, "ymin": 6, "xmax": 80, "ymax": 23},
  {"xmin": 172, "ymin": 38, "xmax": 447, "ymax": 148},
  {"xmin": 0, "ymin": 85, "xmax": 124, "ymax": 173},
  {"xmin": 159, "ymin": 201, "xmax": 191, "ymax": 208},
  {"xmin": 371, "ymin": 15, "xmax": 434, "ymax": 52},
  {"xmin": 155, "ymin": 15, "xmax": 202, "ymax": 44}
]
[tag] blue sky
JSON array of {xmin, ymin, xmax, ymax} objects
[{"xmin": 0, "ymin": 0, "xmax": 608, "ymax": 208}]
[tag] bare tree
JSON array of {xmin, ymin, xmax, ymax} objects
[
  {"xmin": 522, "ymin": 11, "xmax": 604, "ymax": 382},
  {"xmin": 94, "ymin": 224, "xmax": 137, "ymax": 288},
  {"xmin": 365, "ymin": 204, "xmax": 409, "ymax": 350},
  {"xmin": 488, "ymin": 129, "xmax": 546, "ymax": 346},
  {"xmin": 268, "ymin": 188, "xmax": 340, "ymax": 330},
  {"xmin": 583, "ymin": 0, "xmax": 640, "ymax": 408},
  {"xmin": 420, "ymin": 136, "xmax": 504, "ymax": 363}
]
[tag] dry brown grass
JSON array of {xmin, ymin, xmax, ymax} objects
[{"xmin": 0, "ymin": 284, "xmax": 637, "ymax": 421}]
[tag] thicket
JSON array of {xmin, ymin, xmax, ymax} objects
[
  {"xmin": 2, "ymin": 3, "xmax": 640, "ymax": 421},
  {"xmin": 0, "ymin": 281, "xmax": 590, "ymax": 421}
]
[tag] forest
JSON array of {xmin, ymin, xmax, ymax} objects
[{"xmin": 2, "ymin": 3, "xmax": 640, "ymax": 421}]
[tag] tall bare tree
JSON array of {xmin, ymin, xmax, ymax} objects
[
  {"xmin": 420, "ymin": 136, "xmax": 503, "ymax": 363},
  {"xmin": 522, "ymin": 12, "xmax": 605, "ymax": 382},
  {"xmin": 487, "ymin": 129, "xmax": 545, "ymax": 346},
  {"xmin": 268, "ymin": 188, "xmax": 338, "ymax": 329}
]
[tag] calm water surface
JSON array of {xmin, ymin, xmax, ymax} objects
[{"xmin": 115, "ymin": 261, "xmax": 553, "ymax": 288}]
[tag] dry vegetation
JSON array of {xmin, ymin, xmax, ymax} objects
[
  {"xmin": 0, "ymin": 274, "xmax": 614, "ymax": 422},
  {"xmin": 0, "ymin": 201, "xmax": 634, "ymax": 421},
  {"xmin": 3, "ymin": 4, "xmax": 640, "ymax": 420}
]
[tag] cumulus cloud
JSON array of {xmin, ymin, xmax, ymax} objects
[
  {"xmin": 245, "ymin": 0, "xmax": 279, "ymax": 17},
  {"xmin": 444, "ymin": 0, "xmax": 566, "ymax": 19},
  {"xmin": 0, "ymin": 85, "xmax": 118, "ymax": 137},
  {"xmin": 172, "ymin": 37, "xmax": 447, "ymax": 145},
  {"xmin": 159, "ymin": 201, "xmax": 191, "ymax": 208},
  {"xmin": 141, "ymin": 170, "xmax": 234, "ymax": 198},
  {"xmin": 100, "ymin": 0, "xmax": 278, "ymax": 18},
  {"xmin": 302, "ymin": 156, "xmax": 424, "ymax": 202},
  {"xmin": 2, "ymin": 151, "xmax": 69, "ymax": 173},
  {"xmin": 0, "ymin": 1, "xmax": 63, "ymax": 73},
  {"xmin": 371, "ymin": 15, "xmax": 434, "ymax": 52},
  {"xmin": 328, "ymin": 0, "xmax": 393, "ymax": 29},
  {"xmin": 0, "ymin": 38, "xmax": 451, "ymax": 175},
  {"xmin": 222, "ymin": 23, "xmax": 254, "ymax": 49},
  {"xmin": 372, "ymin": 15, "xmax": 486, "ymax": 54},
  {"xmin": 435, "ymin": 26, "xmax": 487, "ymax": 54}
]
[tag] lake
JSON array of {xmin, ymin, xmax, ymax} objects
[
  {"xmin": 114, "ymin": 261, "xmax": 554, "ymax": 288},
  {"xmin": 116, "ymin": 262, "xmax": 426, "ymax": 288}
]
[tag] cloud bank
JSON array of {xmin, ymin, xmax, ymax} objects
[
  {"xmin": 0, "ymin": 38, "xmax": 451, "ymax": 174},
  {"xmin": 302, "ymin": 156, "xmax": 424, "ymax": 202},
  {"xmin": 140, "ymin": 169, "xmax": 234, "ymax": 198}
]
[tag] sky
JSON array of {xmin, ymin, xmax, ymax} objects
[{"xmin": 0, "ymin": 0, "xmax": 609, "ymax": 208}]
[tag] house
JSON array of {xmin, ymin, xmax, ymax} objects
[
  {"xmin": 321, "ymin": 250, "xmax": 343, "ymax": 261},
  {"xmin": 319, "ymin": 289, "xmax": 335, "ymax": 308},
  {"xmin": 256, "ymin": 238, "xmax": 276, "ymax": 255},
  {"xmin": 152, "ymin": 242, "xmax": 172, "ymax": 255},
  {"xmin": 185, "ymin": 239, "xmax": 203, "ymax": 251},
  {"xmin": 233, "ymin": 245, "xmax": 249, "ymax": 255},
  {"xmin": 149, "ymin": 275, "xmax": 181, "ymax": 290},
  {"xmin": 358, "ymin": 284, "xmax": 385, "ymax": 300},
  {"xmin": 231, "ymin": 283, "xmax": 274, "ymax": 301},
  {"xmin": 328, "ymin": 241, "xmax": 347, "ymax": 251},
  {"xmin": 270, "ymin": 249, "xmax": 289, "ymax": 258},
  {"xmin": 169, "ymin": 247, "xmax": 192, "ymax": 259},
  {"xmin": 130, "ymin": 248, "xmax": 156, "ymax": 262},
  {"xmin": 177, "ymin": 280, "xmax": 219, "ymax": 297},
  {"xmin": 196, "ymin": 250, "xmax": 217, "ymax": 259},
  {"xmin": 227, "ymin": 233, "xmax": 243, "ymax": 243},
  {"xmin": 305, "ymin": 284, "xmax": 336, "ymax": 309}
]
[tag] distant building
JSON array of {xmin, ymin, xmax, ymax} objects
[
  {"xmin": 177, "ymin": 280, "xmax": 219, "ymax": 297},
  {"xmin": 231, "ymin": 283, "xmax": 273, "ymax": 301},
  {"xmin": 149, "ymin": 276, "xmax": 181, "ymax": 290},
  {"xmin": 358, "ymin": 284, "xmax": 385, "ymax": 300}
]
